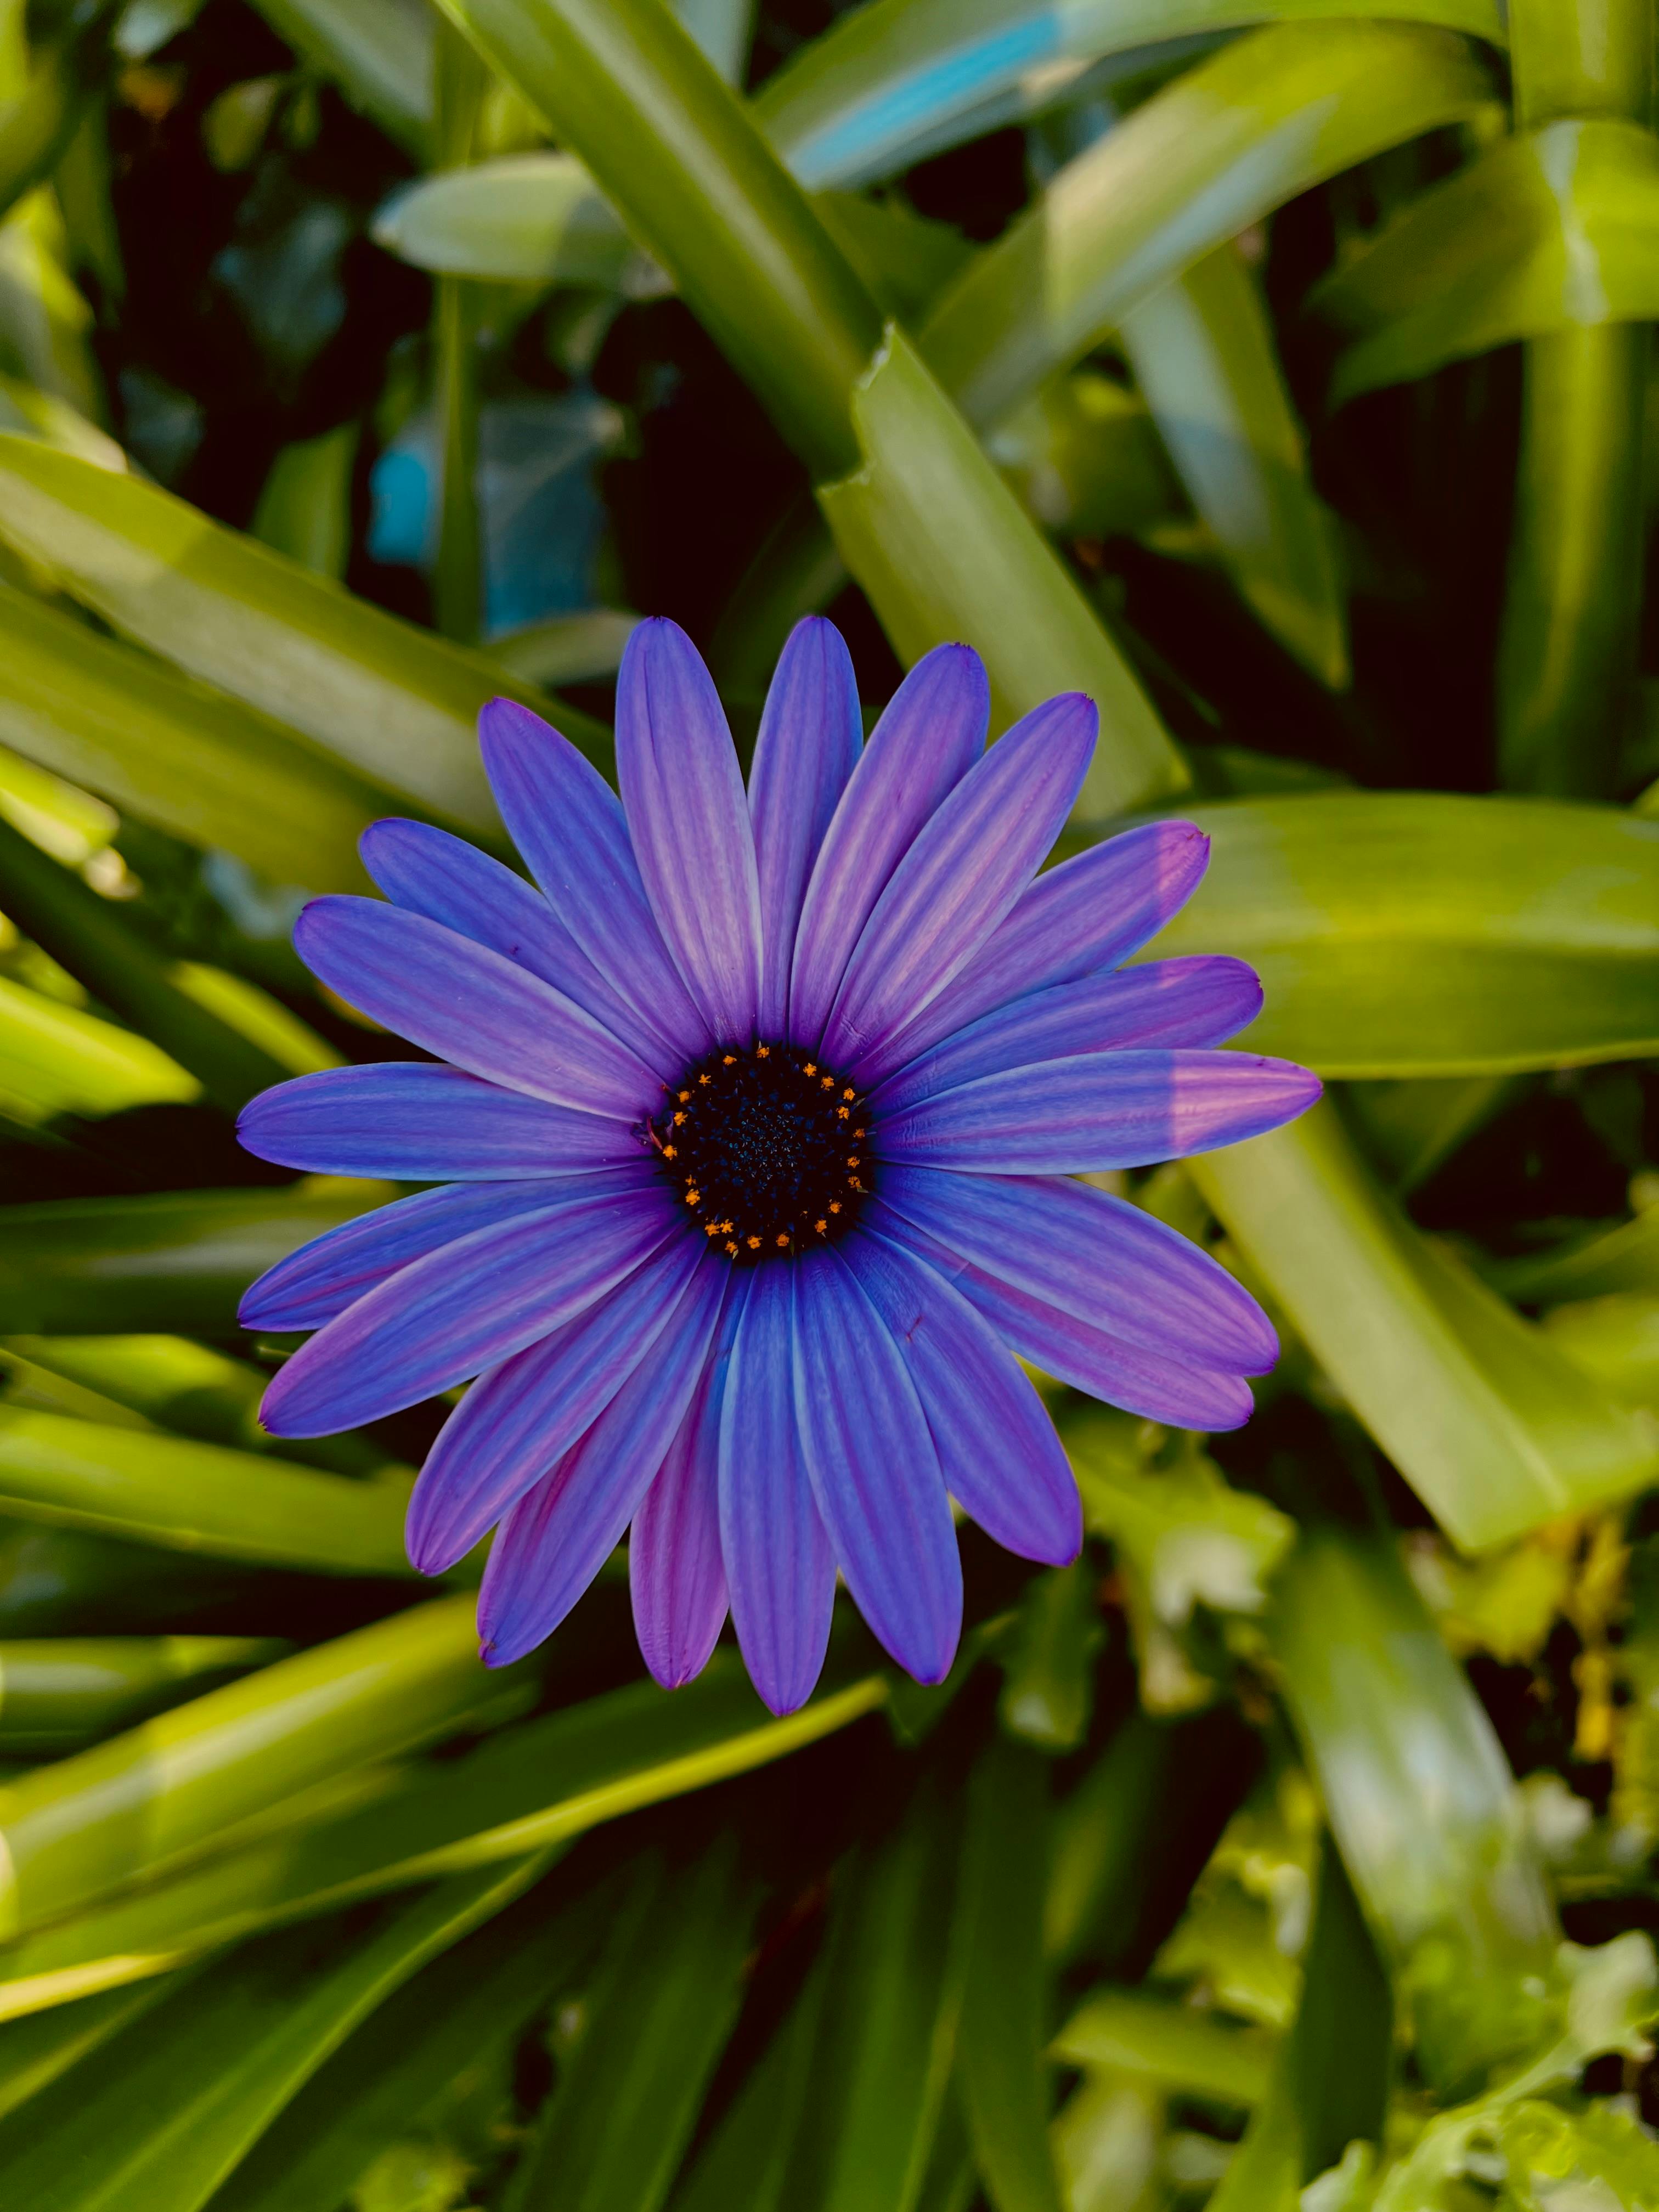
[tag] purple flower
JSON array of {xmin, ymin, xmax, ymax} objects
[{"xmin": 238, "ymin": 618, "xmax": 1319, "ymax": 1713}]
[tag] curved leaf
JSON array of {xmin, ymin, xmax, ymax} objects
[
  {"xmin": 1153, "ymin": 793, "xmax": 1659, "ymax": 1077},
  {"xmin": 917, "ymin": 20, "xmax": 1498, "ymax": 432},
  {"xmin": 0, "ymin": 975, "xmax": 198, "ymax": 1124}
]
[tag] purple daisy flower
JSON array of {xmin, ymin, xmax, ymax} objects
[{"xmin": 237, "ymin": 618, "xmax": 1319, "ymax": 1714}]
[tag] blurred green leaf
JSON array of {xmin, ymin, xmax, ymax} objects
[
  {"xmin": 752, "ymin": 0, "xmax": 1507, "ymax": 193},
  {"xmin": 206, "ymin": 1868, "xmax": 607, "ymax": 2212},
  {"xmin": 1271, "ymin": 1525, "xmax": 1558, "ymax": 2094},
  {"xmin": 0, "ymin": 580, "xmax": 390, "ymax": 893},
  {"xmin": 917, "ymin": 21, "xmax": 1498, "ymax": 432},
  {"xmin": 0, "ymin": 1634, "xmax": 287, "ymax": 1754},
  {"xmin": 246, "ymin": 0, "xmax": 435, "ymax": 156},
  {"xmin": 503, "ymin": 1841, "xmax": 755, "ymax": 2212},
  {"xmin": 1153, "ymin": 794, "xmax": 1659, "ymax": 1076},
  {"xmin": 1051, "ymin": 1987, "xmax": 1273, "ymax": 2107},
  {"xmin": 1498, "ymin": 2096, "xmax": 1659, "ymax": 2210},
  {"xmin": 0, "ymin": 970, "xmax": 199, "ymax": 1122},
  {"xmin": 0, "ymin": 1657, "xmax": 888, "ymax": 2017},
  {"xmin": 1120, "ymin": 245, "xmax": 1347, "ymax": 689},
  {"xmin": 0, "ymin": 1183, "xmax": 393, "ymax": 1337},
  {"xmin": 0, "ymin": 809, "xmax": 292, "ymax": 1111},
  {"xmin": 0, "ymin": 1971, "xmax": 193, "ymax": 2124},
  {"xmin": 670, "ymin": 1959, "xmax": 827, "ymax": 2212},
  {"xmin": 251, "ymin": 426, "xmax": 357, "ymax": 584},
  {"xmin": 955, "ymin": 1737, "xmax": 1063, "ymax": 2212},
  {"xmin": 819, "ymin": 326, "xmax": 1184, "ymax": 809},
  {"xmin": 1322, "ymin": 120, "xmax": 1659, "ymax": 402},
  {"xmin": 1541, "ymin": 1291, "xmax": 1659, "ymax": 1405},
  {"xmin": 778, "ymin": 1782, "xmax": 964, "ymax": 2212},
  {"xmin": 1194, "ymin": 1103, "xmax": 1659, "ymax": 1549},
  {"xmin": 371, "ymin": 153, "xmax": 646, "ymax": 286},
  {"xmin": 0, "ymin": 437, "xmax": 609, "ymax": 834},
  {"xmin": 0, "ymin": 1853, "xmax": 551, "ymax": 2212},
  {"xmin": 0, "ymin": 1594, "xmax": 524, "ymax": 1941},
  {"xmin": 0, "ymin": 1405, "xmax": 417, "ymax": 1571},
  {"xmin": 998, "ymin": 1561, "xmax": 1101, "ymax": 1753}
]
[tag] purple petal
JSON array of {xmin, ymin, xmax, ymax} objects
[
  {"xmin": 478, "ymin": 1254, "xmax": 726, "ymax": 1666},
  {"xmin": 861, "ymin": 819, "xmax": 1211, "ymax": 1082},
  {"xmin": 792, "ymin": 1247, "xmax": 961, "ymax": 1686},
  {"xmin": 844, "ymin": 1228, "xmax": 1080, "ymax": 1564},
  {"xmin": 293, "ymin": 899, "xmax": 657, "ymax": 1120},
  {"xmin": 259, "ymin": 1176, "xmax": 679, "ymax": 1437},
  {"xmin": 359, "ymin": 817, "xmax": 668, "ymax": 1071},
  {"xmin": 872, "ymin": 958, "xmax": 1264, "ymax": 1116},
  {"xmin": 405, "ymin": 1232, "xmax": 706, "ymax": 1573},
  {"xmin": 616, "ymin": 619, "xmax": 762, "ymax": 1045},
  {"xmin": 749, "ymin": 618, "xmax": 862, "ymax": 1037},
  {"xmin": 879, "ymin": 1051, "xmax": 1322, "ymax": 1174},
  {"xmin": 821, "ymin": 692, "xmax": 1096, "ymax": 1068},
  {"xmin": 788, "ymin": 644, "xmax": 988, "ymax": 1050},
  {"xmin": 949, "ymin": 1259, "xmax": 1256, "ymax": 1431},
  {"xmin": 237, "ymin": 1176, "xmax": 626, "ymax": 1332},
  {"xmin": 629, "ymin": 1296, "xmax": 739, "ymax": 1690},
  {"xmin": 478, "ymin": 698, "xmax": 711, "ymax": 1065},
  {"xmin": 718, "ymin": 1267, "xmax": 836, "ymax": 1716},
  {"xmin": 238, "ymin": 1065, "xmax": 644, "ymax": 1181},
  {"xmin": 874, "ymin": 1165, "xmax": 1277, "ymax": 1375}
]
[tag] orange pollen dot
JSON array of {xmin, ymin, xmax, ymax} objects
[
  {"xmin": 685, "ymin": 1190, "xmax": 701, "ymax": 1206},
  {"xmin": 853, "ymin": 1127, "xmax": 864, "ymax": 1138},
  {"xmin": 755, "ymin": 1043, "xmax": 769, "ymax": 1057},
  {"xmin": 747, "ymin": 1235, "xmax": 761, "ymax": 1249},
  {"xmin": 776, "ymin": 1233, "xmax": 789, "ymax": 1248},
  {"xmin": 837, "ymin": 1107, "xmax": 849, "ymax": 1120},
  {"xmin": 821, "ymin": 1076, "xmax": 833, "ymax": 1089},
  {"xmin": 678, "ymin": 1090, "xmax": 690, "ymax": 1102},
  {"xmin": 725, "ymin": 1240, "xmax": 738, "ymax": 1255},
  {"xmin": 804, "ymin": 1062, "xmax": 816, "ymax": 1076},
  {"xmin": 705, "ymin": 1223, "xmax": 719, "ymax": 1236},
  {"xmin": 843, "ymin": 1088, "xmax": 855, "ymax": 1101},
  {"xmin": 662, "ymin": 1145, "xmax": 676, "ymax": 1160},
  {"xmin": 847, "ymin": 1156, "xmax": 860, "ymax": 1168},
  {"xmin": 723, "ymin": 1054, "xmax": 736, "ymax": 1065},
  {"xmin": 815, "ymin": 1218, "xmax": 827, "ymax": 1234},
  {"xmin": 830, "ymin": 1201, "xmax": 842, "ymax": 1215},
  {"xmin": 698, "ymin": 1073, "xmax": 710, "ymax": 1085}
]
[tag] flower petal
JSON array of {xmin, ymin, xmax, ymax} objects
[
  {"xmin": 630, "ymin": 1296, "xmax": 738, "ymax": 1690},
  {"xmin": 788, "ymin": 643, "xmax": 988, "ymax": 1049},
  {"xmin": 478, "ymin": 698, "xmax": 711, "ymax": 1064},
  {"xmin": 615, "ymin": 618, "xmax": 762, "ymax": 1044},
  {"xmin": 237, "ymin": 1176, "xmax": 622, "ymax": 1332},
  {"xmin": 405, "ymin": 1231, "xmax": 706, "ymax": 1573},
  {"xmin": 359, "ymin": 817, "xmax": 666, "ymax": 1069},
  {"xmin": 821, "ymin": 692, "xmax": 1096, "ymax": 1067},
  {"xmin": 477, "ymin": 1254, "xmax": 726, "ymax": 1666},
  {"xmin": 259, "ymin": 1175, "xmax": 677, "ymax": 1437},
  {"xmin": 237, "ymin": 1064, "xmax": 643, "ymax": 1180},
  {"xmin": 879, "ymin": 1051, "xmax": 1323, "ymax": 1173},
  {"xmin": 874, "ymin": 1164, "xmax": 1277, "ymax": 1375},
  {"xmin": 792, "ymin": 1246, "xmax": 961, "ymax": 1686},
  {"xmin": 862, "ymin": 818, "xmax": 1211, "ymax": 1081},
  {"xmin": 718, "ymin": 1267, "xmax": 835, "ymax": 1716},
  {"xmin": 749, "ymin": 618, "xmax": 862, "ymax": 1037},
  {"xmin": 872, "ymin": 958, "xmax": 1263, "ymax": 1116},
  {"xmin": 294, "ymin": 898, "xmax": 658, "ymax": 1120},
  {"xmin": 844, "ymin": 1227, "xmax": 1080, "ymax": 1564}
]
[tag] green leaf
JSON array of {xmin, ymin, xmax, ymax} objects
[
  {"xmin": 1499, "ymin": 2097, "xmax": 1659, "ymax": 2211},
  {"xmin": 752, "ymin": 0, "xmax": 1508, "ymax": 194},
  {"xmin": 988, "ymin": 371, "xmax": 1183, "ymax": 545},
  {"xmin": 245, "ymin": 0, "xmax": 434, "ymax": 156},
  {"xmin": 0, "ymin": 1657, "xmax": 888, "ymax": 2019},
  {"xmin": 0, "ymin": 810, "xmax": 292, "ymax": 1111},
  {"xmin": 0, "ymin": 1183, "xmax": 393, "ymax": 1336},
  {"xmin": 0, "ymin": 971, "xmax": 199, "ymax": 1123},
  {"xmin": 0, "ymin": 1406, "xmax": 419, "ymax": 1572},
  {"xmin": 1540, "ymin": 1291, "xmax": 1659, "ymax": 1406},
  {"xmin": 0, "ymin": 1854, "xmax": 551, "ymax": 2212},
  {"xmin": 954, "ymin": 1737, "xmax": 1063, "ymax": 2212},
  {"xmin": 503, "ymin": 1839, "xmax": 756, "ymax": 2212},
  {"xmin": 916, "ymin": 21, "xmax": 1498, "ymax": 433},
  {"xmin": 1492, "ymin": 1200, "xmax": 1659, "ymax": 1303},
  {"xmin": 1119, "ymin": 244, "xmax": 1347, "ymax": 689},
  {"xmin": 669, "ymin": 1957, "xmax": 827, "ymax": 2212},
  {"xmin": 1321, "ymin": 121, "xmax": 1659, "ymax": 401},
  {"xmin": 0, "ymin": 437, "xmax": 610, "ymax": 836},
  {"xmin": 1270, "ymin": 1525, "xmax": 1558, "ymax": 2094},
  {"xmin": 0, "ymin": 1595, "xmax": 528, "ymax": 1942},
  {"xmin": 1152, "ymin": 794, "xmax": 1659, "ymax": 1076},
  {"xmin": 370, "ymin": 153, "xmax": 646, "ymax": 286},
  {"xmin": 0, "ymin": 1973, "xmax": 192, "ymax": 2125},
  {"xmin": 251, "ymin": 426, "xmax": 357, "ymax": 583},
  {"xmin": 819, "ymin": 326, "xmax": 1184, "ymax": 811},
  {"xmin": 426, "ymin": 0, "xmax": 882, "ymax": 479},
  {"xmin": 778, "ymin": 1782, "xmax": 964, "ymax": 2212},
  {"xmin": 202, "ymin": 1868, "xmax": 607, "ymax": 2212},
  {"xmin": 1189, "ymin": 1103, "xmax": 1659, "ymax": 1550},
  {"xmin": 1049, "ymin": 1988, "xmax": 1274, "ymax": 2108},
  {"xmin": 0, "ymin": 1636, "xmax": 288, "ymax": 1756},
  {"xmin": 0, "ymin": 580, "xmax": 392, "ymax": 893},
  {"xmin": 997, "ymin": 1561, "xmax": 1102, "ymax": 1753}
]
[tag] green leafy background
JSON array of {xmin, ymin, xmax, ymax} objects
[{"xmin": 1, "ymin": 0, "xmax": 1659, "ymax": 2205}]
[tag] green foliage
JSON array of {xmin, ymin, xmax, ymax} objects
[{"xmin": 0, "ymin": 0, "xmax": 1656, "ymax": 2202}]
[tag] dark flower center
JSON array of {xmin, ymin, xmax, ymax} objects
[{"xmin": 648, "ymin": 1042, "xmax": 872, "ymax": 1263}]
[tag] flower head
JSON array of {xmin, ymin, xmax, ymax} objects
[{"xmin": 238, "ymin": 618, "xmax": 1319, "ymax": 1713}]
